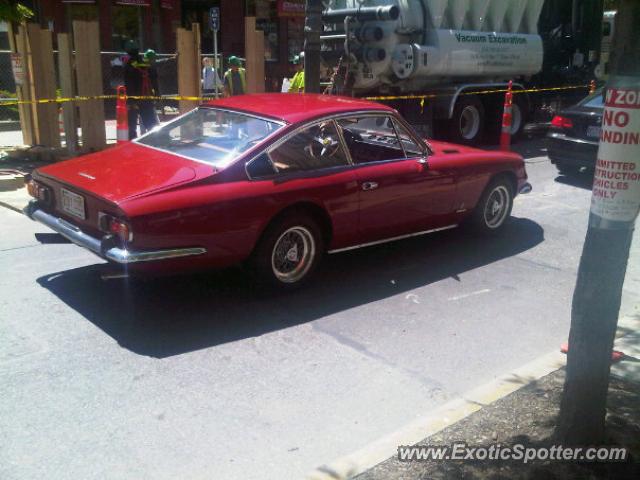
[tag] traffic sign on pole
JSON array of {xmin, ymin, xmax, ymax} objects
[{"xmin": 210, "ymin": 7, "xmax": 220, "ymax": 32}]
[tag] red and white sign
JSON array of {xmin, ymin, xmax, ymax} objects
[
  {"xmin": 278, "ymin": 0, "xmax": 305, "ymax": 17},
  {"xmin": 11, "ymin": 53, "xmax": 25, "ymax": 86},
  {"xmin": 591, "ymin": 83, "xmax": 640, "ymax": 224}
]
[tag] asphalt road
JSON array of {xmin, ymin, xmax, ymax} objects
[{"xmin": 1, "ymin": 138, "xmax": 639, "ymax": 480}]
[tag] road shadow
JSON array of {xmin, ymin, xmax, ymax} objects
[
  {"xmin": 485, "ymin": 137, "xmax": 549, "ymax": 161},
  {"xmin": 37, "ymin": 217, "xmax": 544, "ymax": 358},
  {"xmin": 554, "ymin": 173, "xmax": 594, "ymax": 191}
]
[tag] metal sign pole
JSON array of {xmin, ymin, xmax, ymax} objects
[
  {"xmin": 214, "ymin": 29, "xmax": 219, "ymax": 98},
  {"xmin": 210, "ymin": 7, "xmax": 220, "ymax": 99}
]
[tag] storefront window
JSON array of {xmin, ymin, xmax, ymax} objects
[
  {"xmin": 112, "ymin": 6, "xmax": 142, "ymax": 51},
  {"xmin": 287, "ymin": 17, "xmax": 303, "ymax": 62},
  {"xmin": 67, "ymin": 3, "xmax": 99, "ymax": 23},
  {"xmin": 255, "ymin": 0, "xmax": 279, "ymax": 61}
]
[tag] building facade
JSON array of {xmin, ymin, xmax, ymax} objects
[{"xmin": 29, "ymin": 0, "xmax": 305, "ymax": 91}]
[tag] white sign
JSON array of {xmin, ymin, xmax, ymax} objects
[
  {"xmin": 11, "ymin": 53, "xmax": 24, "ymax": 86},
  {"xmin": 590, "ymin": 83, "xmax": 640, "ymax": 224}
]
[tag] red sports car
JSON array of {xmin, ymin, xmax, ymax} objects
[{"xmin": 25, "ymin": 94, "xmax": 531, "ymax": 288}]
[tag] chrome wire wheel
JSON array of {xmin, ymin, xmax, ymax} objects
[
  {"xmin": 271, "ymin": 226, "xmax": 316, "ymax": 284},
  {"xmin": 460, "ymin": 105, "xmax": 481, "ymax": 140},
  {"xmin": 483, "ymin": 185, "xmax": 510, "ymax": 229}
]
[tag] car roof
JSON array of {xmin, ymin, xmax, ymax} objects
[{"xmin": 202, "ymin": 93, "xmax": 395, "ymax": 124}]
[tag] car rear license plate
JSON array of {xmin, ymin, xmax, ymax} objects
[
  {"xmin": 586, "ymin": 125, "xmax": 601, "ymax": 138},
  {"xmin": 61, "ymin": 188, "xmax": 85, "ymax": 220}
]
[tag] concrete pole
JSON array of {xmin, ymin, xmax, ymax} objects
[{"xmin": 557, "ymin": 0, "xmax": 640, "ymax": 444}]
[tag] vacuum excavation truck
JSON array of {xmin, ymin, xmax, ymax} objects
[{"xmin": 320, "ymin": 0, "xmax": 604, "ymax": 144}]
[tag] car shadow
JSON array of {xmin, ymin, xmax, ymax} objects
[
  {"xmin": 37, "ymin": 217, "xmax": 544, "ymax": 358},
  {"xmin": 554, "ymin": 173, "xmax": 594, "ymax": 191},
  {"xmin": 484, "ymin": 137, "xmax": 549, "ymax": 161}
]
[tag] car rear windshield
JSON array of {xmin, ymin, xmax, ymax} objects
[
  {"xmin": 579, "ymin": 90, "xmax": 604, "ymax": 109},
  {"xmin": 136, "ymin": 107, "xmax": 283, "ymax": 167}
]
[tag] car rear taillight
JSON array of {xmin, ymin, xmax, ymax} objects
[
  {"xmin": 99, "ymin": 212, "xmax": 133, "ymax": 242},
  {"xmin": 551, "ymin": 115, "xmax": 574, "ymax": 129},
  {"xmin": 27, "ymin": 180, "xmax": 52, "ymax": 204}
]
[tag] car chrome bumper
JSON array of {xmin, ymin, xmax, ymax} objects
[
  {"xmin": 519, "ymin": 182, "xmax": 532, "ymax": 194},
  {"xmin": 24, "ymin": 201, "xmax": 206, "ymax": 264}
]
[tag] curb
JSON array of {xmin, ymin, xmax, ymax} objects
[{"xmin": 306, "ymin": 314, "xmax": 640, "ymax": 480}]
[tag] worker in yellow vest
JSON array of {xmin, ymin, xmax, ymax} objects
[
  {"xmin": 223, "ymin": 56, "xmax": 247, "ymax": 97},
  {"xmin": 288, "ymin": 54, "xmax": 305, "ymax": 93}
]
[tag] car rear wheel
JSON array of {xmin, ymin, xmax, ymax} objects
[
  {"xmin": 250, "ymin": 212, "xmax": 324, "ymax": 289},
  {"xmin": 470, "ymin": 177, "xmax": 514, "ymax": 234}
]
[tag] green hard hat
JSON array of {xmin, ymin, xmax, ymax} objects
[
  {"xmin": 228, "ymin": 55, "xmax": 242, "ymax": 67},
  {"xmin": 292, "ymin": 55, "xmax": 301, "ymax": 65},
  {"xmin": 144, "ymin": 49, "xmax": 157, "ymax": 60}
]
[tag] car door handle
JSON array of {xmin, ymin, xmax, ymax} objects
[{"xmin": 361, "ymin": 181, "xmax": 379, "ymax": 191}]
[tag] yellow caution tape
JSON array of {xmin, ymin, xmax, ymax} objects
[
  {"xmin": 363, "ymin": 84, "xmax": 591, "ymax": 102},
  {"xmin": 0, "ymin": 83, "xmax": 592, "ymax": 107}
]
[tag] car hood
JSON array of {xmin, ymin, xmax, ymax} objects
[{"xmin": 36, "ymin": 142, "xmax": 214, "ymax": 203}]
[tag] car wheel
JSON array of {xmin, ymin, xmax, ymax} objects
[
  {"xmin": 250, "ymin": 212, "xmax": 324, "ymax": 289},
  {"xmin": 449, "ymin": 96, "xmax": 485, "ymax": 145},
  {"xmin": 470, "ymin": 177, "xmax": 514, "ymax": 234}
]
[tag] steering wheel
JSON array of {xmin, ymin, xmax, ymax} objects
[{"xmin": 306, "ymin": 134, "xmax": 340, "ymax": 159}]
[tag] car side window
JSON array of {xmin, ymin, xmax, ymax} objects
[
  {"xmin": 269, "ymin": 121, "xmax": 349, "ymax": 173},
  {"xmin": 337, "ymin": 116, "xmax": 405, "ymax": 164},
  {"xmin": 392, "ymin": 119, "xmax": 425, "ymax": 157}
]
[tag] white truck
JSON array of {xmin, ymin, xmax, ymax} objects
[{"xmin": 321, "ymin": 0, "xmax": 599, "ymax": 144}]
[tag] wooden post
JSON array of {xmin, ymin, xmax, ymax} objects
[
  {"xmin": 57, "ymin": 33, "xmax": 78, "ymax": 154},
  {"xmin": 244, "ymin": 17, "xmax": 265, "ymax": 94},
  {"xmin": 73, "ymin": 20, "xmax": 106, "ymax": 152},
  {"xmin": 176, "ymin": 23, "xmax": 200, "ymax": 113},
  {"xmin": 26, "ymin": 24, "xmax": 59, "ymax": 147},
  {"xmin": 7, "ymin": 22, "xmax": 34, "ymax": 145}
]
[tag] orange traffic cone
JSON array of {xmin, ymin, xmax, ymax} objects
[
  {"xmin": 500, "ymin": 80, "xmax": 513, "ymax": 152},
  {"xmin": 116, "ymin": 85, "xmax": 129, "ymax": 144},
  {"xmin": 589, "ymin": 79, "xmax": 597, "ymax": 95}
]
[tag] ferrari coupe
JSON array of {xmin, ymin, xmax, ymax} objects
[{"xmin": 25, "ymin": 94, "xmax": 531, "ymax": 288}]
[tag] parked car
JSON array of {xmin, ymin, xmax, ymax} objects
[
  {"xmin": 547, "ymin": 88, "xmax": 604, "ymax": 175},
  {"xmin": 25, "ymin": 94, "xmax": 531, "ymax": 288}
]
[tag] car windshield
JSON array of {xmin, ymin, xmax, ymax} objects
[
  {"xmin": 136, "ymin": 108, "xmax": 283, "ymax": 167},
  {"xmin": 579, "ymin": 90, "xmax": 604, "ymax": 109}
]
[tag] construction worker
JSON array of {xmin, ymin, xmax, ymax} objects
[
  {"xmin": 289, "ymin": 54, "xmax": 305, "ymax": 93},
  {"xmin": 123, "ymin": 42, "xmax": 160, "ymax": 139},
  {"xmin": 223, "ymin": 56, "xmax": 246, "ymax": 97}
]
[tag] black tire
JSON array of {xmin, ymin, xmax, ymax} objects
[
  {"xmin": 469, "ymin": 176, "xmax": 514, "ymax": 234},
  {"xmin": 449, "ymin": 95, "xmax": 485, "ymax": 145},
  {"xmin": 249, "ymin": 211, "xmax": 324, "ymax": 290},
  {"xmin": 509, "ymin": 96, "xmax": 527, "ymax": 142}
]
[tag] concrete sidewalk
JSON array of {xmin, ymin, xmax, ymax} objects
[{"xmin": 308, "ymin": 314, "xmax": 640, "ymax": 479}]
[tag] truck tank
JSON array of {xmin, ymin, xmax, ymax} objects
[{"xmin": 326, "ymin": 0, "xmax": 545, "ymax": 93}]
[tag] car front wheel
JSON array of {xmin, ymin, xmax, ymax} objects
[
  {"xmin": 250, "ymin": 212, "xmax": 324, "ymax": 289},
  {"xmin": 470, "ymin": 177, "xmax": 514, "ymax": 234}
]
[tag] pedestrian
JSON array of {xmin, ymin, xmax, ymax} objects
[
  {"xmin": 202, "ymin": 57, "xmax": 222, "ymax": 97},
  {"xmin": 288, "ymin": 54, "xmax": 305, "ymax": 93},
  {"xmin": 223, "ymin": 56, "xmax": 246, "ymax": 97},
  {"xmin": 123, "ymin": 42, "xmax": 160, "ymax": 139}
]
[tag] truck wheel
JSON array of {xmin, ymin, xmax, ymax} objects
[
  {"xmin": 450, "ymin": 96, "xmax": 485, "ymax": 145},
  {"xmin": 509, "ymin": 97, "xmax": 526, "ymax": 140},
  {"xmin": 249, "ymin": 212, "xmax": 324, "ymax": 290}
]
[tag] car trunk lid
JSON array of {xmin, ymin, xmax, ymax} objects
[{"xmin": 35, "ymin": 142, "xmax": 213, "ymax": 203}]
